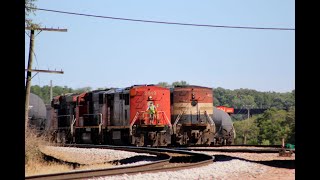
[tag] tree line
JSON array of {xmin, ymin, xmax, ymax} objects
[{"xmin": 233, "ymin": 107, "xmax": 295, "ymax": 145}]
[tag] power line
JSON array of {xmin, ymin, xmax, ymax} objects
[{"xmin": 27, "ymin": 6, "xmax": 295, "ymax": 31}]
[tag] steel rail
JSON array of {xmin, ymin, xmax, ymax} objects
[{"xmin": 172, "ymin": 146, "xmax": 295, "ymax": 154}]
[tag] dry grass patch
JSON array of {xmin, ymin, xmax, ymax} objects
[
  {"xmin": 25, "ymin": 128, "xmax": 70, "ymax": 176},
  {"xmin": 25, "ymin": 160, "xmax": 74, "ymax": 176},
  {"xmin": 25, "ymin": 129, "xmax": 114, "ymax": 176},
  {"xmin": 25, "ymin": 128, "xmax": 52, "ymax": 164}
]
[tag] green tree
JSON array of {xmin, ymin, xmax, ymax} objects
[
  {"xmin": 234, "ymin": 117, "xmax": 259, "ymax": 144},
  {"xmin": 157, "ymin": 82, "xmax": 170, "ymax": 88},
  {"xmin": 213, "ymin": 87, "xmax": 295, "ymax": 110},
  {"xmin": 213, "ymin": 97, "xmax": 221, "ymax": 106},
  {"xmin": 285, "ymin": 107, "xmax": 295, "ymax": 144},
  {"xmin": 25, "ymin": 0, "xmax": 40, "ymax": 27},
  {"xmin": 31, "ymin": 85, "xmax": 75, "ymax": 104},
  {"xmin": 256, "ymin": 108, "xmax": 293, "ymax": 145},
  {"xmin": 172, "ymin": 80, "xmax": 189, "ymax": 87},
  {"xmin": 73, "ymin": 87, "xmax": 92, "ymax": 93}
]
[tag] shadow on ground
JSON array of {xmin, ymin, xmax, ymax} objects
[
  {"xmin": 214, "ymin": 155, "xmax": 295, "ymax": 169},
  {"xmin": 110, "ymin": 155, "xmax": 160, "ymax": 165}
]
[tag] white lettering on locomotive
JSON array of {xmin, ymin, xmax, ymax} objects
[{"xmin": 144, "ymin": 91, "xmax": 157, "ymax": 96}]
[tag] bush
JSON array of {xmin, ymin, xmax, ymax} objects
[{"xmin": 261, "ymin": 139, "xmax": 270, "ymax": 145}]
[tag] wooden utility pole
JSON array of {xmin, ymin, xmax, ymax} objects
[
  {"xmin": 50, "ymin": 80, "xmax": 53, "ymax": 101},
  {"xmin": 25, "ymin": 27, "xmax": 67, "ymax": 131},
  {"xmin": 25, "ymin": 29, "xmax": 35, "ymax": 131}
]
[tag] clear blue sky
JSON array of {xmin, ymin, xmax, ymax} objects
[{"xmin": 25, "ymin": 0, "xmax": 295, "ymax": 93}]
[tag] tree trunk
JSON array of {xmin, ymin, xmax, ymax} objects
[{"xmin": 243, "ymin": 133, "xmax": 247, "ymax": 144}]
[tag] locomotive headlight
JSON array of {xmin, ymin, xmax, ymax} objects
[{"xmin": 191, "ymin": 100, "xmax": 197, "ymax": 106}]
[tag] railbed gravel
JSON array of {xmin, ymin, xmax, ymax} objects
[
  {"xmin": 39, "ymin": 146, "xmax": 294, "ymax": 179},
  {"xmin": 89, "ymin": 151, "xmax": 295, "ymax": 180},
  {"xmin": 90, "ymin": 159, "xmax": 267, "ymax": 180},
  {"xmin": 40, "ymin": 146, "xmax": 157, "ymax": 165}
]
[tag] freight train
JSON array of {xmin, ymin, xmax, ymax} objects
[{"xmin": 45, "ymin": 84, "xmax": 235, "ymax": 146}]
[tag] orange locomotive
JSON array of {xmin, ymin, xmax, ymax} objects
[{"xmin": 129, "ymin": 85, "xmax": 172, "ymax": 146}]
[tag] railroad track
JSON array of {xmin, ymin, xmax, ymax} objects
[
  {"xmin": 172, "ymin": 145, "xmax": 295, "ymax": 153},
  {"xmin": 25, "ymin": 145, "xmax": 214, "ymax": 180}
]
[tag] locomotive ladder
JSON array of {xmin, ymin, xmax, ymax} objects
[{"xmin": 173, "ymin": 111, "xmax": 185, "ymax": 134}]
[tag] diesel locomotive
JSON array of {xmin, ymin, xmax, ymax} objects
[{"xmin": 47, "ymin": 84, "xmax": 235, "ymax": 146}]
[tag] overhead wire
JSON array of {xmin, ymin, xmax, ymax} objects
[{"xmin": 26, "ymin": 6, "xmax": 295, "ymax": 31}]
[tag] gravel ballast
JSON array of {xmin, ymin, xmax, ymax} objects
[
  {"xmin": 90, "ymin": 159, "xmax": 267, "ymax": 180},
  {"xmin": 40, "ymin": 146, "xmax": 157, "ymax": 165},
  {"xmin": 39, "ymin": 146, "xmax": 295, "ymax": 179}
]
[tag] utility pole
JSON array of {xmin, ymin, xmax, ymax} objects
[
  {"xmin": 25, "ymin": 29, "xmax": 35, "ymax": 131},
  {"xmin": 25, "ymin": 26, "xmax": 67, "ymax": 131},
  {"xmin": 50, "ymin": 80, "xmax": 53, "ymax": 101},
  {"xmin": 242, "ymin": 104, "xmax": 252, "ymax": 145}
]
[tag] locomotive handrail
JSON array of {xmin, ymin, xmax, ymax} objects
[
  {"xmin": 82, "ymin": 113, "xmax": 103, "ymax": 127},
  {"xmin": 204, "ymin": 111, "xmax": 216, "ymax": 133},
  {"xmin": 159, "ymin": 111, "xmax": 173, "ymax": 135},
  {"xmin": 82, "ymin": 114, "xmax": 99, "ymax": 116},
  {"xmin": 157, "ymin": 111, "xmax": 172, "ymax": 126},
  {"xmin": 129, "ymin": 112, "xmax": 140, "ymax": 135},
  {"xmin": 129, "ymin": 111, "xmax": 172, "ymax": 135},
  {"xmin": 98, "ymin": 113, "xmax": 103, "ymax": 135},
  {"xmin": 70, "ymin": 115, "xmax": 76, "ymax": 136},
  {"xmin": 204, "ymin": 111, "xmax": 215, "ymax": 127}
]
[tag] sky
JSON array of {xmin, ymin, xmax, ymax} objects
[{"xmin": 25, "ymin": 0, "xmax": 295, "ymax": 93}]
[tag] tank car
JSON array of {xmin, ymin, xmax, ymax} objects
[
  {"xmin": 28, "ymin": 93, "xmax": 47, "ymax": 133},
  {"xmin": 212, "ymin": 106, "xmax": 236, "ymax": 145},
  {"xmin": 171, "ymin": 85, "xmax": 216, "ymax": 145}
]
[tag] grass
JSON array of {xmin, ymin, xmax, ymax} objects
[
  {"xmin": 25, "ymin": 128, "xmax": 113, "ymax": 176},
  {"xmin": 25, "ymin": 128, "xmax": 73, "ymax": 176}
]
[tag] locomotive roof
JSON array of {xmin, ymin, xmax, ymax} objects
[{"xmin": 173, "ymin": 85, "xmax": 213, "ymax": 90}]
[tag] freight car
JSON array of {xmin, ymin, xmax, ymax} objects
[
  {"xmin": 28, "ymin": 93, "xmax": 47, "ymax": 133},
  {"xmin": 171, "ymin": 85, "xmax": 216, "ymax": 146}
]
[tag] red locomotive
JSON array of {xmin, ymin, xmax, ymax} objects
[{"xmin": 129, "ymin": 85, "xmax": 172, "ymax": 146}]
